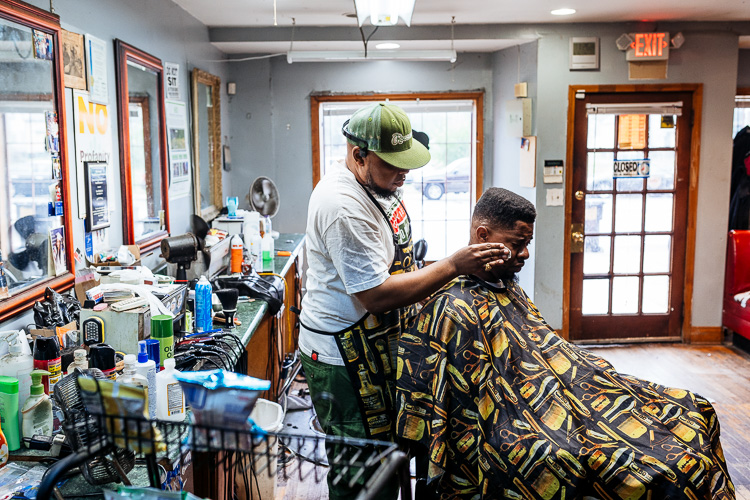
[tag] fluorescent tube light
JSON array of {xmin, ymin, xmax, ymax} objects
[
  {"xmin": 354, "ymin": 0, "xmax": 417, "ymax": 27},
  {"xmin": 375, "ymin": 42, "xmax": 401, "ymax": 50},
  {"xmin": 287, "ymin": 50, "xmax": 456, "ymax": 63},
  {"xmin": 551, "ymin": 8, "xmax": 576, "ymax": 15}
]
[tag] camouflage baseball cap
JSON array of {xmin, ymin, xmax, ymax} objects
[{"xmin": 343, "ymin": 103, "xmax": 430, "ymax": 170}]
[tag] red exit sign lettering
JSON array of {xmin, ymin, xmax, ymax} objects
[{"xmin": 626, "ymin": 32, "xmax": 670, "ymax": 61}]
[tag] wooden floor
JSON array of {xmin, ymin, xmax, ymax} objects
[{"xmin": 276, "ymin": 342, "xmax": 750, "ymax": 499}]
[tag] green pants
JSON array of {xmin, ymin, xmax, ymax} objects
[{"xmin": 300, "ymin": 352, "xmax": 399, "ymax": 500}]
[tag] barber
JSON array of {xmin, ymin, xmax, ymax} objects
[{"xmin": 297, "ymin": 102, "xmax": 508, "ymax": 498}]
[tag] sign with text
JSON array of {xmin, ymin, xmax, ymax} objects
[
  {"xmin": 626, "ymin": 32, "xmax": 670, "ymax": 61},
  {"xmin": 613, "ymin": 159, "xmax": 650, "ymax": 178},
  {"xmin": 73, "ymin": 90, "xmax": 112, "ymax": 220},
  {"xmin": 164, "ymin": 62, "xmax": 180, "ymax": 100},
  {"xmin": 85, "ymin": 161, "xmax": 110, "ymax": 231}
]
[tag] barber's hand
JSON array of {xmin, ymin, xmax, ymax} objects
[{"xmin": 448, "ymin": 243, "xmax": 510, "ymax": 276}]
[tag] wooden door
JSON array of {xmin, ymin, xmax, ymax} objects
[{"xmin": 568, "ymin": 91, "xmax": 693, "ymax": 342}]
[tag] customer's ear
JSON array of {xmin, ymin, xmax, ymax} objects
[{"xmin": 476, "ymin": 225, "xmax": 489, "ymax": 243}]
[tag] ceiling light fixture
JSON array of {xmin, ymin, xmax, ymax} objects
[
  {"xmin": 354, "ymin": 0, "xmax": 416, "ymax": 27},
  {"xmin": 375, "ymin": 42, "xmax": 401, "ymax": 50},
  {"xmin": 287, "ymin": 49, "xmax": 456, "ymax": 64},
  {"xmin": 551, "ymin": 8, "xmax": 576, "ymax": 16}
]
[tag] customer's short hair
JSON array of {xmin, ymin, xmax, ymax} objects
[{"xmin": 473, "ymin": 188, "xmax": 536, "ymax": 230}]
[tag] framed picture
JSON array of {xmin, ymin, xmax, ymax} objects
[
  {"xmin": 49, "ymin": 227, "xmax": 67, "ymax": 276},
  {"xmin": 62, "ymin": 30, "xmax": 87, "ymax": 90},
  {"xmin": 85, "ymin": 161, "xmax": 110, "ymax": 231},
  {"xmin": 32, "ymin": 30, "xmax": 53, "ymax": 60}
]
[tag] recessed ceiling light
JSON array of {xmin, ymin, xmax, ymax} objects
[
  {"xmin": 375, "ymin": 42, "xmax": 401, "ymax": 50},
  {"xmin": 551, "ymin": 8, "xmax": 576, "ymax": 15}
]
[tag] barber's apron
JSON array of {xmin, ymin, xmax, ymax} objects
[{"xmin": 302, "ymin": 187, "xmax": 417, "ymax": 442}]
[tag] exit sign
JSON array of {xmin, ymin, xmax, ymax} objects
[{"xmin": 626, "ymin": 32, "xmax": 670, "ymax": 61}]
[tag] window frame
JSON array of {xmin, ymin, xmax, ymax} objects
[
  {"xmin": 0, "ymin": 0, "xmax": 75, "ymax": 322},
  {"xmin": 310, "ymin": 92, "xmax": 484, "ymax": 206}
]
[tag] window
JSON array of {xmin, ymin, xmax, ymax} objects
[
  {"xmin": 312, "ymin": 94, "xmax": 483, "ymax": 261},
  {"xmin": 735, "ymin": 93, "xmax": 750, "ymax": 137}
]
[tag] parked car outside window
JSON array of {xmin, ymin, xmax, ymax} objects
[{"xmin": 406, "ymin": 157, "xmax": 471, "ymax": 200}]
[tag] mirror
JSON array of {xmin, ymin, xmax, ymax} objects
[
  {"xmin": 191, "ymin": 69, "xmax": 221, "ymax": 220},
  {"xmin": 0, "ymin": 1, "xmax": 74, "ymax": 320},
  {"xmin": 115, "ymin": 39, "xmax": 170, "ymax": 251}
]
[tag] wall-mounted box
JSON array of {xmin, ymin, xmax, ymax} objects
[
  {"xmin": 570, "ymin": 37, "xmax": 599, "ymax": 70},
  {"xmin": 506, "ymin": 98, "xmax": 532, "ymax": 137}
]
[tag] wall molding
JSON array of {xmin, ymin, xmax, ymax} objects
[{"xmin": 689, "ymin": 326, "xmax": 723, "ymax": 344}]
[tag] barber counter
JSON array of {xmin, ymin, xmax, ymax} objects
[{"xmin": 235, "ymin": 233, "xmax": 305, "ymax": 398}]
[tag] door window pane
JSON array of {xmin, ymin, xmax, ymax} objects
[
  {"xmin": 587, "ymin": 152, "xmax": 614, "ymax": 191},
  {"xmin": 648, "ymin": 114, "xmax": 676, "ymax": 148},
  {"xmin": 585, "ymin": 194, "xmax": 612, "ymax": 234},
  {"xmin": 612, "ymin": 276, "xmax": 639, "ymax": 314},
  {"xmin": 643, "ymin": 235, "xmax": 672, "ymax": 273},
  {"xmin": 582, "ymin": 279, "xmax": 609, "ymax": 315},
  {"xmin": 615, "ymin": 151, "xmax": 645, "ymax": 192},
  {"xmin": 584, "ymin": 236, "xmax": 610, "ymax": 275},
  {"xmin": 646, "ymin": 151, "xmax": 675, "ymax": 191},
  {"xmin": 613, "ymin": 235, "xmax": 641, "ymax": 274},
  {"xmin": 645, "ymin": 193, "xmax": 673, "ymax": 232},
  {"xmin": 587, "ymin": 114, "xmax": 615, "ymax": 149},
  {"xmin": 642, "ymin": 275, "xmax": 670, "ymax": 313},
  {"xmin": 614, "ymin": 194, "xmax": 643, "ymax": 233}
]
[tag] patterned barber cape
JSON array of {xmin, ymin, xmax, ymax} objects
[{"xmin": 395, "ymin": 276, "xmax": 735, "ymax": 499}]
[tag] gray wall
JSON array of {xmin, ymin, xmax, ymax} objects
[
  {"xmin": 492, "ymin": 42, "xmax": 538, "ymax": 295},
  {"xmin": 225, "ymin": 54, "xmax": 495, "ymax": 233},
  {"xmin": 533, "ymin": 27, "xmax": 738, "ymax": 329},
  {"xmin": 0, "ymin": 0, "xmax": 230, "ymax": 330}
]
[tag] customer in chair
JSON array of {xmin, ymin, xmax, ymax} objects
[{"xmin": 396, "ymin": 187, "xmax": 735, "ymax": 499}]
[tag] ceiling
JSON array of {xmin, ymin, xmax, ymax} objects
[{"xmin": 172, "ymin": 0, "xmax": 750, "ymax": 54}]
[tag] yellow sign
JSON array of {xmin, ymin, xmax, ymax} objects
[{"xmin": 617, "ymin": 114, "xmax": 647, "ymax": 150}]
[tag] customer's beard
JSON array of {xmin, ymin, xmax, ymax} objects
[{"xmin": 365, "ymin": 170, "xmax": 399, "ymax": 199}]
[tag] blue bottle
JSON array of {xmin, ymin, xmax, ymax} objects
[{"xmin": 195, "ymin": 275, "xmax": 213, "ymax": 333}]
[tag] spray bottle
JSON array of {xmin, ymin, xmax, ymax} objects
[
  {"xmin": 243, "ymin": 211, "xmax": 262, "ymax": 269},
  {"xmin": 0, "ymin": 332, "xmax": 33, "ymax": 428},
  {"xmin": 21, "ymin": 370, "xmax": 52, "ymax": 442},
  {"xmin": 135, "ymin": 341, "xmax": 157, "ymax": 419},
  {"xmin": 195, "ymin": 276, "xmax": 213, "ymax": 333},
  {"xmin": 117, "ymin": 355, "xmax": 150, "ymax": 415},
  {"xmin": 230, "ymin": 234, "xmax": 243, "ymax": 274},
  {"xmin": 261, "ymin": 231, "xmax": 274, "ymax": 272}
]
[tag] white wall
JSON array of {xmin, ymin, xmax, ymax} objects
[{"xmin": 225, "ymin": 55, "xmax": 495, "ymax": 233}]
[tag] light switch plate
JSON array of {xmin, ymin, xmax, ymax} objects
[{"xmin": 546, "ymin": 188, "xmax": 564, "ymax": 206}]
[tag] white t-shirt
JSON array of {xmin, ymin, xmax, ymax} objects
[{"xmin": 299, "ymin": 160, "xmax": 410, "ymax": 365}]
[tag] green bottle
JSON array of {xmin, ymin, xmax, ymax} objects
[
  {"xmin": 0, "ymin": 376, "xmax": 20, "ymax": 451},
  {"xmin": 151, "ymin": 315, "xmax": 174, "ymax": 368}
]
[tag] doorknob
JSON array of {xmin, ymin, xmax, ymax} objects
[
  {"xmin": 571, "ymin": 223, "xmax": 584, "ymax": 253},
  {"xmin": 575, "ymin": 190, "xmax": 585, "ymax": 201}
]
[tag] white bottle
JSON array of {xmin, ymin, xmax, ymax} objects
[
  {"xmin": 117, "ymin": 355, "xmax": 150, "ymax": 416},
  {"xmin": 0, "ymin": 333, "xmax": 34, "ymax": 428},
  {"xmin": 156, "ymin": 358, "xmax": 185, "ymax": 421},
  {"xmin": 135, "ymin": 341, "xmax": 157, "ymax": 419},
  {"xmin": 243, "ymin": 211, "xmax": 262, "ymax": 267},
  {"xmin": 22, "ymin": 370, "xmax": 52, "ymax": 443},
  {"xmin": 67, "ymin": 349, "xmax": 88, "ymax": 373}
]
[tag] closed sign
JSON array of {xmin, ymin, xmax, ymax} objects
[{"xmin": 613, "ymin": 159, "xmax": 650, "ymax": 178}]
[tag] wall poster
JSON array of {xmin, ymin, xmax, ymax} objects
[
  {"xmin": 73, "ymin": 90, "xmax": 113, "ymax": 220},
  {"xmin": 165, "ymin": 99, "xmax": 191, "ymax": 200},
  {"xmin": 84, "ymin": 34, "xmax": 108, "ymax": 104}
]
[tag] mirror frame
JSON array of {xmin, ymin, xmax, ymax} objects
[
  {"xmin": 191, "ymin": 69, "xmax": 222, "ymax": 221},
  {"xmin": 0, "ymin": 0, "xmax": 75, "ymax": 322},
  {"xmin": 114, "ymin": 39, "xmax": 170, "ymax": 252}
]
